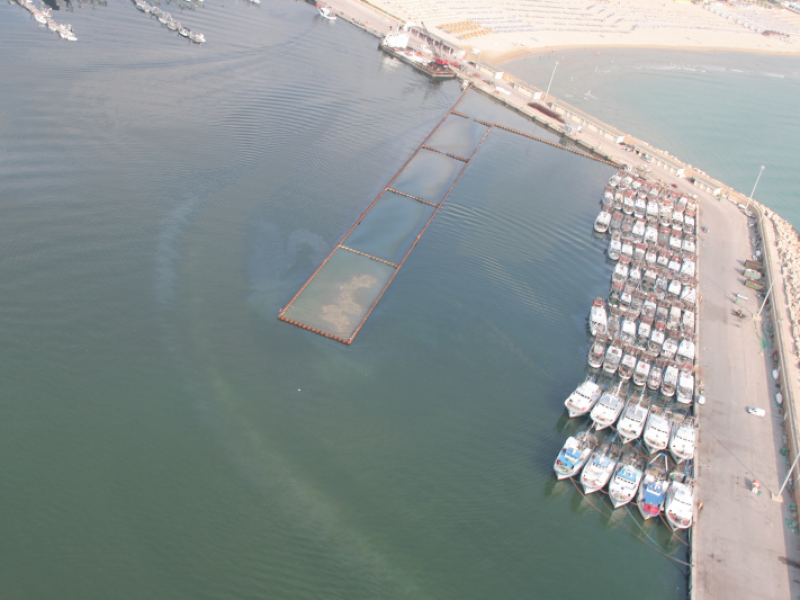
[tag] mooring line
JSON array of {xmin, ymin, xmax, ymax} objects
[{"xmin": 566, "ymin": 477, "xmax": 692, "ymax": 568}]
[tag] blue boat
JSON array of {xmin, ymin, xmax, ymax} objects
[{"xmin": 553, "ymin": 427, "xmax": 597, "ymax": 480}]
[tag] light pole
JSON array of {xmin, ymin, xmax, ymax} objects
[
  {"xmin": 543, "ymin": 61, "xmax": 558, "ymax": 104},
  {"xmin": 755, "ymin": 271, "xmax": 781, "ymax": 319},
  {"xmin": 745, "ymin": 165, "xmax": 765, "ymax": 214},
  {"xmin": 472, "ymin": 47, "xmax": 482, "ymax": 71},
  {"xmin": 773, "ymin": 449, "xmax": 800, "ymax": 502}
]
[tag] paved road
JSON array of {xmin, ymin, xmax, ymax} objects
[{"xmin": 691, "ymin": 197, "xmax": 800, "ymax": 598}]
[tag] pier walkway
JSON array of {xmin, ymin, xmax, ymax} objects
[{"xmin": 693, "ymin": 197, "xmax": 800, "ymax": 599}]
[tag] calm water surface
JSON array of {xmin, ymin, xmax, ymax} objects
[
  {"xmin": 506, "ymin": 49, "xmax": 800, "ymax": 228},
  {"xmin": 0, "ymin": 2, "xmax": 686, "ymax": 598}
]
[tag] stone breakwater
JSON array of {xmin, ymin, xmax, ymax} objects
[{"xmin": 762, "ymin": 207, "xmax": 800, "ymax": 362}]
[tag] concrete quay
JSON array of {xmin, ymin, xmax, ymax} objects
[{"xmin": 312, "ymin": 1, "xmax": 800, "ymax": 596}]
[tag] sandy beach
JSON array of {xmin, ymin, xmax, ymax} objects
[{"xmin": 363, "ymin": 0, "xmax": 800, "ymax": 62}]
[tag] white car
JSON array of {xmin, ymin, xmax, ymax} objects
[{"xmin": 746, "ymin": 407, "xmax": 766, "ymax": 418}]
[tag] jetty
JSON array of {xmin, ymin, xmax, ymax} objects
[{"xmin": 302, "ymin": 1, "xmax": 800, "ymax": 597}]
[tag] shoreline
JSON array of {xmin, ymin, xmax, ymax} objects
[
  {"xmin": 493, "ymin": 42, "xmax": 800, "ymax": 67},
  {"xmin": 359, "ymin": 0, "xmax": 800, "ymax": 64}
]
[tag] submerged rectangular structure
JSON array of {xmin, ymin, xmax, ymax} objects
[{"xmin": 279, "ymin": 92, "xmax": 492, "ymax": 344}]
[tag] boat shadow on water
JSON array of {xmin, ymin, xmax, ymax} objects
[
  {"xmin": 554, "ymin": 411, "xmax": 589, "ymax": 436},
  {"xmin": 542, "ymin": 477, "xmax": 574, "ymax": 501}
]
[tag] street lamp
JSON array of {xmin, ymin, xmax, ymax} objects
[
  {"xmin": 773, "ymin": 449, "xmax": 800, "ymax": 502},
  {"xmin": 745, "ymin": 165, "xmax": 765, "ymax": 214},
  {"xmin": 543, "ymin": 61, "xmax": 558, "ymax": 104},
  {"xmin": 755, "ymin": 271, "xmax": 781, "ymax": 319}
]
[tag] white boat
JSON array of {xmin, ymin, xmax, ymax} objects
[
  {"xmin": 58, "ymin": 24, "xmax": 78, "ymax": 41},
  {"xmin": 620, "ymin": 319, "xmax": 637, "ymax": 345},
  {"xmin": 676, "ymin": 369, "xmax": 694, "ymax": 404},
  {"xmin": 190, "ymin": 31, "xmax": 206, "ymax": 43},
  {"xmin": 669, "ymin": 416, "xmax": 695, "ymax": 463},
  {"xmin": 681, "ymin": 310, "xmax": 695, "ymax": 335},
  {"xmin": 628, "ymin": 264, "xmax": 642, "ymax": 287},
  {"xmin": 608, "ymin": 233, "xmax": 622, "ymax": 261},
  {"xmin": 620, "ymin": 241, "xmax": 634, "ymax": 260},
  {"xmin": 34, "ymin": 10, "xmax": 47, "ymax": 24},
  {"xmin": 618, "ymin": 351, "xmax": 637, "ymax": 381},
  {"xmin": 633, "ymin": 357, "xmax": 652, "ymax": 387},
  {"xmin": 680, "ymin": 259, "xmax": 696, "ymax": 279},
  {"xmin": 667, "ymin": 279, "xmax": 682, "ymax": 299},
  {"xmin": 316, "ymin": 2, "xmax": 337, "ymax": 19},
  {"xmin": 631, "ymin": 218, "xmax": 646, "ymax": 241},
  {"xmin": 638, "ymin": 321, "xmax": 652, "ymax": 344},
  {"xmin": 616, "ymin": 391, "xmax": 650, "ymax": 444},
  {"xmin": 649, "ymin": 324, "xmax": 666, "ymax": 353},
  {"xmin": 637, "ymin": 452, "xmax": 672, "ymax": 520},
  {"xmin": 602, "ymin": 344, "xmax": 623, "ymax": 375},
  {"xmin": 589, "ymin": 297, "xmax": 607, "ymax": 337},
  {"xmin": 643, "ymin": 404, "xmax": 672, "ymax": 453},
  {"xmin": 564, "ymin": 380, "xmax": 603, "ymax": 418},
  {"xmin": 661, "ymin": 337, "xmax": 678, "ymax": 360},
  {"xmin": 620, "ymin": 175, "xmax": 633, "ymax": 190},
  {"xmin": 554, "ymin": 428, "xmax": 598, "ymax": 480},
  {"xmin": 580, "ymin": 438, "xmax": 622, "ymax": 494},
  {"xmin": 665, "ymin": 479, "xmax": 694, "ymax": 530},
  {"xmin": 609, "ymin": 173, "xmax": 622, "ymax": 187},
  {"xmin": 646, "ymin": 200, "xmax": 659, "ymax": 222},
  {"xmin": 634, "ymin": 196, "xmax": 647, "ymax": 217},
  {"xmin": 677, "ymin": 339, "xmax": 695, "ymax": 362},
  {"xmin": 647, "ymin": 359, "xmax": 665, "ymax": 391},
  {"xmin": 680, "ymin": 286, "xmax": 697, "ymax": 307},
  {"xmin": 588, "ymin": 337, "xmax": 606, "ymax": 369},
  {"xmin": 594, "ymin": 209, "xmax": 612, "ymax": 233},
  {"xmin": 662, "ymin": 364, "xmax": 679, "ymax": 397},
  {"xmin": 612, "ymin": 258, "xmax": 629, "ymax": 283},
  {"xmin": 622, "ymin": 192, "xmax": 635, "ymax": 215},
  {"xmin": 590, "ymin": 383, "xmax": 625, "ymax": 430},
  {"xmin": 179, "ymin": 26, "xmax": 191, "ymax": 37},
  {"xmin": 609, "ymin": 447, "xmax": 647, "ymax": 508}
]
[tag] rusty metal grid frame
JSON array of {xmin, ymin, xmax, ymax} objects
[{"xmin": 278, "ymin": 88, "xmax": 494, "ymax": 344}]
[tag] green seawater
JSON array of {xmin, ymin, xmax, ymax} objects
[
  {"xmin": 506, "ymin": 49, "xmax": 800, "ymax": 229},
  {"xmin": 0, "ymin": 2, "xmax": 688, "ymax": 598}
]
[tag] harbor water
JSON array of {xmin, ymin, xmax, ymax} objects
[
  {"xmin": 0, "ymin": 2, "xmax": 705, "ymax": 598},
  {"xmin": 506, "ymin": 49, "xmax": 800, "ymax": 229}
]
